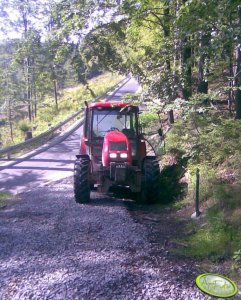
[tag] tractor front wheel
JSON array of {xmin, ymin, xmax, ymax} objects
[
  {"xmin": 140, "ymin": 157, "xmax": 160, "ymax": 204},
  {"xmin": 74, "ymin": 158, "xmax": 90, "ymax": 203}
]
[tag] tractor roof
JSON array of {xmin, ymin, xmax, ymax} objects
[{"xmin": 89, "ymin": 101, "xmax": 136, "ymax": 109}]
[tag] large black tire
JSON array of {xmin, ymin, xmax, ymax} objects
[
  {"xmin": 140, "ymin": 157, "xmax": 160, "ymax": 204},
  {"xmin": 74, "ymin": 158, "xmax": 90, "ymax": 203}
]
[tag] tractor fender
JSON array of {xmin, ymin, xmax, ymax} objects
[
  {"xmin": 80, "ymin": 135, "xmax": 87, "ymax": 155},
  {"xmin": 140, "ymin": 140, "xmax": 146, "ymax": 160},
  {"xmin": 76, "ymin": 154, "xmax": 90, "ymax": 160}
]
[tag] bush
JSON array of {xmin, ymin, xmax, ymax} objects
[
  {"xmin": 18, "ymin": 120, "xmax": 31, "ymax": 133},
  {"xmin": 139, "ymin": 111, "xmax": 159, "ymax": 128},
  {"xmin": 0, "ymin": 192, "xmax": 9, "ymax": 208},
  {"xmin": 164, "ymin": 109, "xmax": 241, "ymax": 263}
]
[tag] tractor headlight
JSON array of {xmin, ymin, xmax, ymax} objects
[
  {"xmin": 109, "ymin": 153, "xmax": 117, "ymax": 158},
  {"xmin": 120, "ymin": 153, "xmax": 128, "ymax": 159}
]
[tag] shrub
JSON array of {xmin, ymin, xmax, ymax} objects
[
  {"xmin": 139, "ymin": 111, "xmax": 159, "ymax": 128},
  {"xmin": 18, "ymin": 120, "xmax": 31, "ymax": 133}
]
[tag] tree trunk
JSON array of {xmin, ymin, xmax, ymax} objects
[
  {"xmin": 163, "ymin": 6, "xmax": 170, "ymax": 71},
  {"xmin": 174, "ymin": 0, "xmax": 180, "ymax": 71},
  {"xmin": 26, "ymin": 57, "xmax": 32, "ymax": 122},
  {"xmin": 54, "ymin": 80, "xmax": 58, "ymax": 110},
  {"xmin": 22, "ymin": 10, "xmax": 32, "ymax": 122},
  {"xmin": 86, "ymin": 83, "xmax": 96, "ymax": 98},
  {"xmin": 163, "ymin": 4, "xmax": 174, "ymax": 117},
  {"xmin": 33, "ymin": 82, "xmax": 37, "ymax": 118},
  {"xmin": 182, "ymin": 0, "xmax": 192, "ymax": 100},
  {"xmin": 234, "ymin": 6, "xmax": 241, "ymax": 119},
  {"xmin": 197, "ymin": 32, "xmax": 210, "ymax": 94},
  {"xmin": 32, "ymin": 64, "xmax": 37, "ymax": 118},
  {"xmin": 8, "ymin": 99, "xmax": 14, "ymax": 142},
  {"xmin": 182, "ymin": 41, "xmax": 192, "ymax": 99},
  {"xmin": 234, "ymin": 45, "xmax": 241, "ymax": 119},
  {"xmin": 228, "ymin": 55, "xmax": 234, "ymax": 114}
]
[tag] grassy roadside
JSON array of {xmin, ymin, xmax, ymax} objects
[
  {"xmin": 163, "ymin": 113, "xmax": 241, "ymax": 289},
  {"xmin": 0, "ymin": 192, "xmax": 10, "ymax": 208},
  {"xmin": 0, "ymin": 72, "xmax": 123, "ymax": 148},
  {"xmin": 140, "ymin": 100, "xmax": 241, "ymax": 291}
]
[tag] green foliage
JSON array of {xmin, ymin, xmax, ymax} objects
[
  {"xmin": 186, "ymin": 164, "xmax": 217, "ymax": 204},
  {"xmin": 18, "ymin": 119, "xmax": 31, "ymax": 133},
  {"xmin": 179, "ymin": 184, "xmax": 241, "ymax": 261},
  {"xmin": 165, "ymin": 109, "xmax": 241, "ymax": 223},
  {"xmin": 159, "ymin": 153, "xmax": 188, "ymax": 204},
  {"xmin": 233, "ymin": 250, "xmax": 241, "ymax": 266},
  {"xmin": 166, "ymin": 111, "xmax": 241, "ymax": 168},
  {"xmin": 139, "ymin": 111, "xmax": 159, "ymax": 128},
  {"xmin": 164, "ymin": 105, "xmax": 241, "ymax": 263},
  {"xmin": 0, "ymin": 192, "xmax": 9, "ymax": 208}
]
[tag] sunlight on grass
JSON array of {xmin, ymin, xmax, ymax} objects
[
  {"xmin": 174, "ymin": 185, "xmax": 241, "ymax": 263},
  {"xmin": 181, "ymin": 226, "xmax": 230, "ymax": 259},
  {"xmin": 0, "ymin": 192, "xmax": 10, "ymax": 208}
]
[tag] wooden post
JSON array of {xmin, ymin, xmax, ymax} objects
[
  {"xmin": 54, "ymin": 80, "xmax": 58, "ymax": 110},
  {"xmin": 25, "ymin": 130, "xmax": 33, "ymax": 141},
  {"xmin": 168, "ymin": 110, "xmax": 174, "ymax": 124},
  {"xmin": 195, "ymin": 168, "xmax": 201, "ymax": 217}
]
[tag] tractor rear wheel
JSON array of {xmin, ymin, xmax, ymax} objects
[
  {"xmin": 74, "ymin": 158, "xmax": 90, "ymax": 203},
  {"xmin": 140, "ymin": 157, "xmax": 160, "ymax": 204}
]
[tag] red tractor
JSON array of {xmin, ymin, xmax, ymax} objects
[{"xmin": 74, "ymin": 101, "xmax": 160, "ymax": 203}]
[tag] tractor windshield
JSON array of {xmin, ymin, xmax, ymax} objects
[{"xmin": 91, "ymin": 107, "xmax": 138, "ymax": 138}]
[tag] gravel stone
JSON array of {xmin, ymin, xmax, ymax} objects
[{"xmin": 0, "ymin": 177, "xmax": 210, "ymax": 300}]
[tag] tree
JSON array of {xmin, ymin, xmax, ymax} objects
[
  {"xmin": 234, "ymin": 5, "xmax": 241, "ymax": 119},
  {"xmin": 0, "ymin": 40, "xmax": 23, "ymax": 141}
]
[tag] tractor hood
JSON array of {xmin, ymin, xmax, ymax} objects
[{"xmin": 102, "ymin": 131, "xmax": 132, "ymax": 167}]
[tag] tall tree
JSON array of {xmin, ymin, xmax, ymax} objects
[
  {"xmin": 0, "ymin": 0, "xmax": 48, "ymax": 121},
  {"xmin": 234, "ymin": 5, "xmax": 241, "ymax": 119},
  {"xmin": 0, "ymin": 40, "xmax": 23, "ymax": 141}
]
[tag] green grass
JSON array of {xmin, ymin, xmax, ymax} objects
[
  {"xmin": 0, "ymin": 192, "xmax": 10, "ymax": 208},
  {"xmin": 177, "ymin": 185, "xmax": 241, "ymax": 262},
  {"xmin": 0, "ymin": 72, "xmax": 123, "ymax": 148}
]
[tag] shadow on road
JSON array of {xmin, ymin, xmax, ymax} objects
[{"xmin": 0, "ymin": 158, "xmax": 75, "ymax": 171}]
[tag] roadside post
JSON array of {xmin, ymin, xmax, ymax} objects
[
  {"xmin": 191, "ymin": 168, "xmax": 202, "ymax": 219},
  {"xmin": 195, "ymin": 168, "xmax": 201, "ymax": 217}
]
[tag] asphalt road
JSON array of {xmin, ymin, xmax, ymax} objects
[{"xmin": 0, "ymin": 77, "xmax": 140, "ymax": 195}]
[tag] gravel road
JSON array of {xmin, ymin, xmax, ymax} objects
[{"xmin": 0, "ymin": 177, "xmax": 209, "ymax": 300}]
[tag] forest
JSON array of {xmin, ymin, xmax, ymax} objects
[
  {"xmin": 0, "ymin": 0, "xmax": 241, "ymax": 277},
  {"xmin": 0, "ymin": 0, "xmax": 240, "ymax": 141}
]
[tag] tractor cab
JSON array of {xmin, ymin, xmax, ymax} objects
[
  {"xmin": 91, "ymin": 104, "xmax": 138, "ymax": 139},
  {"xmin": 80, "ymin": 102, "xmax": 145, "ymax": 167}
]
